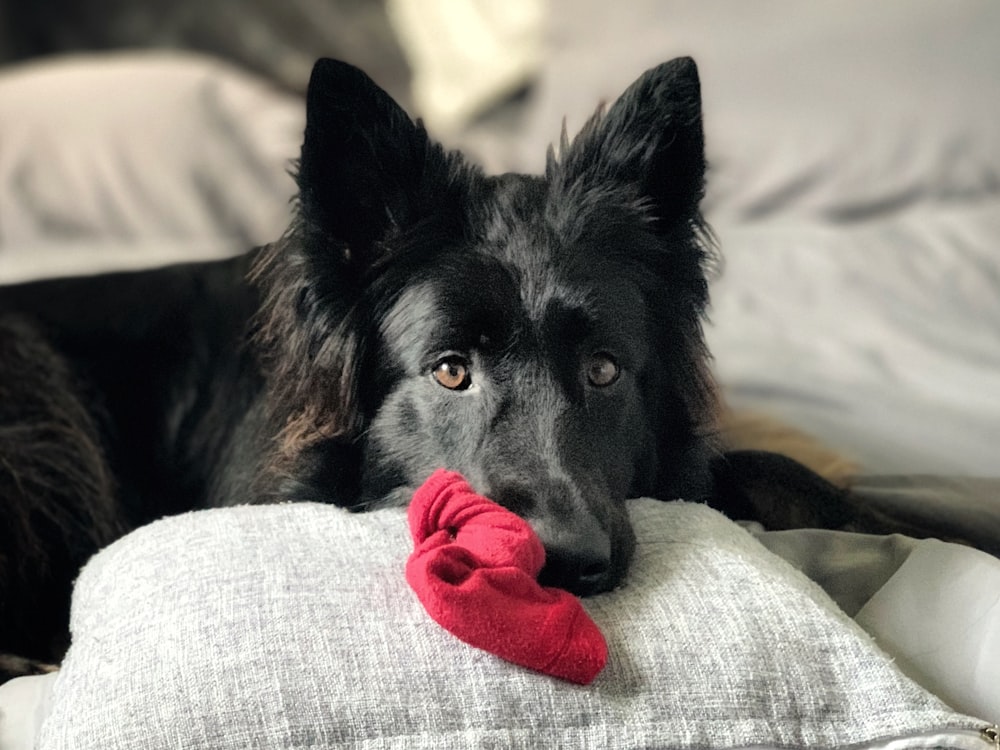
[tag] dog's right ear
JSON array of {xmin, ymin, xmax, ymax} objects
[{"xmin": 295, "ymin": 59, "xmax": 433, "ymax": 267}]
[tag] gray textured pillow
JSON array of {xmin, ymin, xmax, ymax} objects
[{"xmin": 39, "ymin": 499, "xmax": 983, "ymax": 749}]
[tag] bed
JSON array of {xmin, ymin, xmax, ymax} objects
[{"xmin": 0, "ymin": 2, "xmax": 998, "ymax": 747}]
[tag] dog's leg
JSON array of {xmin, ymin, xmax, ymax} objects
[
  {"xmin": 709, "ymin": 450, "xmax": 856, "ymax": 530},
  {"xmin": 0, "ymin": 316, "xmax": 124, "ymax": 683},
  {"xmin": 719, "ymin": 409, "xmax": 858, "ymax": 488},
  {"xmin": 710, "ymin": 450, "xmax": 1000, "ymax": 559},
  {"xmin": 0, "ymin": 654, "xmax": 58, "ymax": 679}
]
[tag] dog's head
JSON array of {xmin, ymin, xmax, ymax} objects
[{"xmin": 254, "ymin": 58, "xmax": 719, "ymax": 595}]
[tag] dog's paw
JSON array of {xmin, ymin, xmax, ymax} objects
[{"xmin": 0, "ymin": 653, "xmax": 58, "ymax": 684}]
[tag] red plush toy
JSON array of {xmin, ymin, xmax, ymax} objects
[{"xmin": 405, "ymin": 469, "xmax": 608, "ymax": 685}]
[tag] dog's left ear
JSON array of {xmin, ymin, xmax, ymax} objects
[{"xmin": 556, "ymin": 57, "xmax": 706, "ymax": 228}]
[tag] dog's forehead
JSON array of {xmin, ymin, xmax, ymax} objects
[
  {"xmin": 480, "ymin": 173, "xmax": 546, "ymax": 236},
  {"xmin": 477, "ymin": 173, "xmax": 652, "ymax": 324},
  {"xmin": 380, "ymin": 173, "xmax": 646, "ymax": 362},
  {"xmin": 478, "ymin": 173, "xmax": 590, "ymax": 317}
]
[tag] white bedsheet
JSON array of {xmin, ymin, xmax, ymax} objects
[
  {"xmin": 754, "ymin": 529, "xmax": 1000, "ymax": 721},
  {"xmin": 708, "ymin": 201, "xmax": 1000, "ymax": 474}
]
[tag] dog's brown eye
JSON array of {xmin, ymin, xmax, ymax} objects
[
  {"xmin": 586, "ymin": 353, "xmax": 619, "ymax": 387},
  {"xmin": 432, "ymin": 358, "xmax": 472, "ymax": 391}
]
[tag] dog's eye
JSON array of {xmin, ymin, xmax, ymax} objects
[
  {"xmin": 432, "ymin": 357, "xmax": 472, "ymax": 391},
  {"xmin": 586, "ymin": 352, "xmax": 619, "ymax": 387}
]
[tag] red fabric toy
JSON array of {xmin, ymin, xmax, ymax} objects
[{"xmin": 405, "ymin": 469, "xmax": 608, "ymax": 685}]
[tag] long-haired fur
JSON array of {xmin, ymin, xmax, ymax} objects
[
  {"xmin": 249, "ymin": 63, "xmax": 482, "ymax": 474},
  {"xmin": 252, "ymin": 58, "xmax": 721, "ymax": 495},
  {"xmin": 0, "ymin": 316, "xmax": 124, "ymax": 672}
]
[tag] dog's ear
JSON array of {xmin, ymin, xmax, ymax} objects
[
  {"xmin": 296, "ymin": 58, "xmax": 433, "ymax": 264},
  {"xmin": 556, "ymin": 57, "xmax": 705, "ymax": 228}
]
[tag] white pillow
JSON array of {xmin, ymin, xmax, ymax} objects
[{"xmin": 38, "ymin": 499, "xmax": 983, "ymax": 749}]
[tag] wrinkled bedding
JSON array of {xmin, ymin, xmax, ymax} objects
[
  {"xmin": 1, "ymin": 0, "xmax": 999, "ymax": 741},
  {"xmin": 712, "ymin": 205, "xmax": 1000, "ymax": 476},
  {"xmin": 0, "ymin": 52, "xmax": 299, "ymax": 284}
]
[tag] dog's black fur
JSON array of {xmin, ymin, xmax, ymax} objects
[{"xmin": 0, "ymin": 58, "xmax": 899, "ymax": 681}]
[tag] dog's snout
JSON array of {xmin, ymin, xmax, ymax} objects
[
  {"xmin": 489, "ymin": 478, "xmax": 629, "ymax": 596},
  {"xmin": 538, "ymin": 542, "xmax": 614, "ymax": 597},
  {"xmin": 491, "ymin": 483, "xmax": 536, "ymax": 516}
]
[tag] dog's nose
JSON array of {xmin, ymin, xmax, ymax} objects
[
  {"xmin": 538, "ymin": 541, "xmax": 614, "ymax": 597},
  {"xmin": 489, "ymin": 480, "xmax": 620, "ymax": 596}
]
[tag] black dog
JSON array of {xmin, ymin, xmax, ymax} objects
[{"xmin": 0, "ymin": 58, "xmax": 885, "ymax": 681}]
